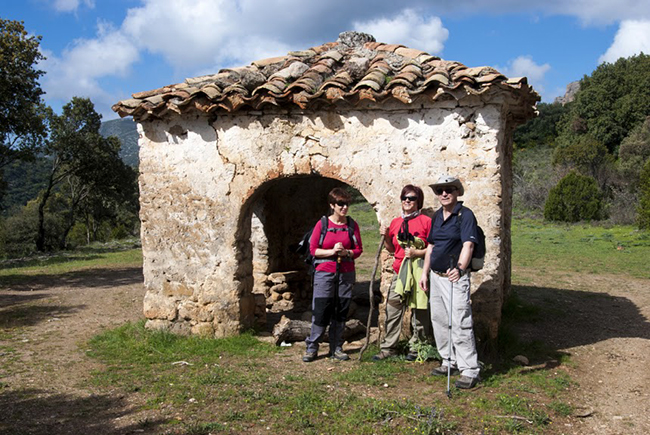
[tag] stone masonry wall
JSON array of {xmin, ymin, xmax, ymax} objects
[{"xmin": 137, "ymin": 98, "xmax": 513, "ymax": 340}]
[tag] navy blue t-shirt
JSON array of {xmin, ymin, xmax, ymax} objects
[{"xmin": 427, "ymin": 201, "xmax": 479, "ymax": 272}]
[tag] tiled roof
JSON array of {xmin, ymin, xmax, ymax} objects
[{"xmin": 112, "ymin": 32, "xmax": 539, "ymax": 122}]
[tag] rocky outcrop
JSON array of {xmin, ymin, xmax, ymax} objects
[{"xmin": 554, "ymin": 81, "xmax": 580, "ymax": 105}]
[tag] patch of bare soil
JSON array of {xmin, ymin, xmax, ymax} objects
[
  {"xmin": 512, "ymin": 268, "xmax": 650, "ymax": 435},
  {"xmin": 0, "ymin": 266, "xmax": 648, "ymax": 434}
]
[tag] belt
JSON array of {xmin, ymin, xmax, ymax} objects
[
  {"xmin": 431, "ymin": 270, "xmax": 447, "ymax": 276},
  {"xmin": 314, "ymin": 257, "xmax": 354, "ymax": 265}
]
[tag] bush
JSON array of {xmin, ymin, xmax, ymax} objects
[
  {"xmin": 637, "ymin": 160, "xmax": 650, "ymax": 229},
  {"xmin": 1, "ymin": 199, "xmax": 66, "ymax": 257},
  {"xmin": 619, "ymin": 117, "xmax": 650, "ymax": 187},
  {"xmin": 552, "ymin": 135, "xmax": 614, "ymax": 191},
  {"xmin": 544, "ymin": 171, "xmax": 605, "ymax": 222},
  {"xmin": 513, "ymin": 146, "xmax": 560, "ymax": 215}
]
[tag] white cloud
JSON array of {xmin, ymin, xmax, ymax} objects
[
  {"xmin": 549, "ymin": 0, "xmax": 650, "ymax": 25},
  {"xmin": 435, "ymin": 0, "xmax": 650, "ymax": 24},
  {"xmin": 352, "ymin": 9, "xmax": 448, "ymax": 54},
  {"xmin": 120, "ymin": 0, "xmax": 294, "ymax": 71},
  {"xmin": 51, "ymin": 0, "xmax": 95, "ymax": 13},
  {"xmin": 599, "ymin": 20, "xmax": 650, "ymax": 64},
  {"xmin": 498, "ymin": 55, "xmax": 551, "ymax": 98},
  {"xmin": 40, "ymin": 21, "xmax": 139, "ymax": 116},
  {"xmin": 504, "ymin": 56, "xmax": 551, "ymax": 82}
]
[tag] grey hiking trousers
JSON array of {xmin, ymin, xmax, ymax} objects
[
  {"xmin": 305, "ymin": 270, "xmax": 355, "ymax": 353},
  {"xmin": 429, "ymin": 271, "xmax": 480, "ymax": 378}
]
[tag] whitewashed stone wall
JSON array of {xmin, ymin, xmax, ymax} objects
[{"xmin": 137, "ymin": 98, "xmax": 514, "ymax": 341}]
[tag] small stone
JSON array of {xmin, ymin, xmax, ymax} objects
[{"xmin": 513, "ymin": 355, "xmax": 529, "ymax": 366}]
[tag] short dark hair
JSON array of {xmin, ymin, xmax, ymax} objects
[
  {"xmin": 328, "ymin": 187, "xmax": 352, "ymax": 205},
  {"xmin": 401, "ymin": 184, "xmax": 424, "ymax": 210}
]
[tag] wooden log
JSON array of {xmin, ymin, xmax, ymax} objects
[{"xmin": 272, "ymin": 315, "xmax": 366, "ymax": 345}]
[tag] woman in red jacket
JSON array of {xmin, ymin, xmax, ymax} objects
[{"xmin": 303, "ymin": 188, "xmax": 363, "ymax": 362}]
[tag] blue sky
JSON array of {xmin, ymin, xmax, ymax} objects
[{"xmin": 4, "ymin": 0, "xmax": 650, "ymax": 120}]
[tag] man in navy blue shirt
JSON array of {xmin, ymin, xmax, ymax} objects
[{"xmin": 419, "ymin": 175, "xmax": 480, "ymax": 389}]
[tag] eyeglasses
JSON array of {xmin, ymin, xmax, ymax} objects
[
  {"xmin": 401, "ymin": 195, "xmax": 418, "ymax": 202},
  {"xmin": 434, "ymin": 187, "xmax": 457, "ymax": 195},
  {"xmin": 335, "ymin": 201, "xmax": 349, "ymax": 207}
]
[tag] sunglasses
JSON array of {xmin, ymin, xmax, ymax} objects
[
  {"xmin": 335, "ymin": 200, "xmax": 349, "ymax": 207},
  {"xmin": 401, "ymin": 195, "xmax": 418, "ymax": 202},
  {"xmin": 434, "ymin": 186, "xmax": 457, "ymax": 195}
]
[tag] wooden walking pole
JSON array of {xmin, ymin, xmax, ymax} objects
[{"xmin": 358, "ymin": 234, "xmax": 385, "ymax": 360}]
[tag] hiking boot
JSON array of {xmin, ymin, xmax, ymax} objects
[
  {"xmin": 455, "ymin": 375, "xmax": 479, "ymax": 389},
  {"xmin": 330, "ymin": 349, "xmax": 350, "ymax": 361},
  {"xmin": 302, "ymin": 350, "xmax": 317, "ymax": 363},
  {"xmin": 371, "ymin": 350, "xmax": 396, "ymax": 361},
  {"xmin": 431, "ymin": 365, "xmax": 459, "ymax": 376},
  {"xmin": 405, "ymin": 351, "xmax": 419, "ymax": 362}
]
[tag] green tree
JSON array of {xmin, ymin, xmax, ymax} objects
[
  {"xmin": 513, "ymin": 102, "xmax": 568, "ymax": 149},
  {"xmin": 618, "ymin": 116, "xmax": 650, "ymax": 186},
  {"xmin": 544, "ymin": 171, "xmax": 604, "ymax": 222},
  {"xmin": 637, "ymin": 160, "xmax": 650, "ymax": 229},
  {"xmin": 0, "ymin": 19, "xmax": 47, "ymax": 201},
  {"xmin": 36, "ymin": 97, "xmax": 137, "ymax": 251},
  {"xmin": 552, "ymin": 135, "xmax": 615, "ymax": 190},
  {"xmin": 556, "ymin": 54, "xmax": 650, "ymax": 154}
]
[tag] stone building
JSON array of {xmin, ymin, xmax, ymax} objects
[{"xmin": 112, "ymin": 32, "xmax": 538, "ymax": 342}]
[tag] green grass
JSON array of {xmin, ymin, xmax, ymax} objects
[
  {"xmin": 87, "ymin": 323, "xmax": 472, "ymax": 434},
  {"xmin": 0, "ymin": 240, "xmax": 142, "ymax": 286},
  {"xmin": 84, "ymin": 321, "xmax": 572, "ymax": 434},
  {"xmin": 349, "ymin": 201, "xmax": 381, "ymax": 275},
  {"xmin": 513, "ymin": 218, "xmax": 650, "ymax": 278}
]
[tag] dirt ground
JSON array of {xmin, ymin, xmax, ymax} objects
[{"xmin": 0, "ymin": 265, "xmax": 649, "ymax": 435}]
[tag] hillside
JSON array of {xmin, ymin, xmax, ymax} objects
[
  {"xmin": 99, "ymin": 118, "xmax": 139, "ymax": 168},
  {"xmin": 1, "ymin": 118, "xmax": 139, "ymax": 213}
]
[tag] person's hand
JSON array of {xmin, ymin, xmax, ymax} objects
[
  {"xmin": 404, "ymin": 247, "xmax": 413, "ymax": 258},
  {"xmin": 379, "ymin": 225, "xmax": 389, "ymax": 238},
  {"xmin": 419, "ymin": 275, "xmax": 428, "ymax": 293},
  {"xmin": 447, "ymin": 267, "xmax": 460, "ymax": 283},
  {"xmin": 333, "ymin": 242, "xmax": 345, "ymax": 256}
]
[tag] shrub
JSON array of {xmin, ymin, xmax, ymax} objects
[
  {"xmin": 619, "ymin": 117, "xmax": 650, "ymax": 187},
  {"xmin": 552, "ymin": 135, "xmax": 614, "ymax": 191},
  {"xmin": 637, "ymin": 160, "xmax": 650, "ymax": 229},
  {"xmin": 513, "ymin": 146, "xmax": 560, "ymax": 215},
  {"xmin": 544, "ymin": 171, "xmax": 604, "ymax": 222}
]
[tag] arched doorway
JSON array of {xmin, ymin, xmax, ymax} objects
[{"xmin": 235, "ymin": 175, "xmax": 380, "ymax": 332}]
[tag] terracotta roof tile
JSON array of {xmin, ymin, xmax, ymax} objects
[{"xmin": 113, "ymin": 31, "xmax": 539, "ymax": 123}]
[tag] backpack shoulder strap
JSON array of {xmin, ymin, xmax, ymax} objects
[
  {"xmin": 346, "ymin": 216, "xmax": 357, "ymax": 248},
  {"xmin": 318, "ymin": 216, "xmax": 329, "ymax": 247}
]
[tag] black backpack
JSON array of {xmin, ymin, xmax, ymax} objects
[
  {"xmin": 433, "ymin": 206, "xmax": 485, "ymax": 271},
  {"xmin": 295, "ymin": 216, "xmax": 358, "ymax": 272}
]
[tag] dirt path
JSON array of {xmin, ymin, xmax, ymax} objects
[
  {"xmin": 0, "ymin": 268, "xmax": 149, "ymax": 434},
  {"xmin": 512, "ymin": 268, "xmax": 650, "ymax": 435},
  {"xmin": 1, "ymin": 266, "xmax": 649, "ymax": 434}
]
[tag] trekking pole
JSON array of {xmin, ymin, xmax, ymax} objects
[
  {"xmin": 358, "ymin": 234, "xmax": 385, "ymax": 360},
  {"xmin": 333, "ymin": 255, "xmax": 341, "ymax": 356},
  {"xmin": 446, "ymin": 256, "xmax": 455, "ymax": 399}
]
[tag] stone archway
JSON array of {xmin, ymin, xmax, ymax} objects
[{"xmin": 235, "ymin": 175, "xmax": 366, "ymax": 329}]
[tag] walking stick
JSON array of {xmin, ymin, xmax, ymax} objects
[
  {"xmin": 358, "ymin": 234, "xmax": 385, "ymax": 360},
  {"xmin": 446, "ymin": 256, "xmax": 455, "ymax": 398}
]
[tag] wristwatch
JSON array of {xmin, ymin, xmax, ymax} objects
[{"xmin": 456, "ymin": 265, "xmax": 467, "ymax": 276}]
